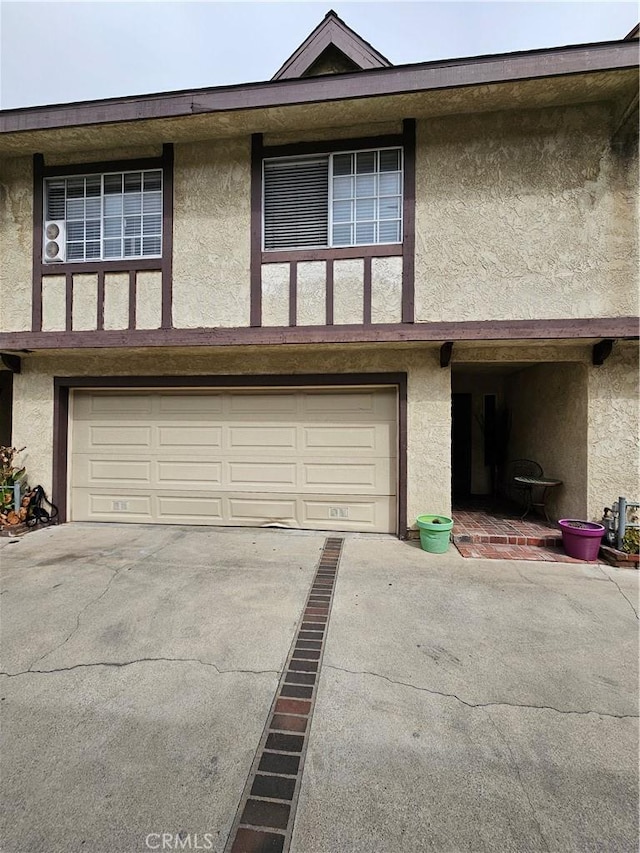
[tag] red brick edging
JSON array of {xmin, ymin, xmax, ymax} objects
[{"xmin": 225, "ymin": 537, "xmax": 344, "ymax": 853}]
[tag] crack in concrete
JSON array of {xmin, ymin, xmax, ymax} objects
[
  {"xmin": 325, "ymin": 665, "xmax": 639, "ymax": 720},
  {"xmin": 485, "ymin": 710, "xmax": 550, "ymax": 852},
  {"xmin": 27, "ymin": 530, "xmax": 190, "ymax": 670},
  {"xmin": 598, "ymin": 565, "xmax": 639, "ymax": 621},
  {"xmin": 0, "ymin": 658, "xmax": 279, "ymax": 678}
]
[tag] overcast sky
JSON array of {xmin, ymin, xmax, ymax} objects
[{"xmin": 0, "ymin": 1, "xmax": 637, "ymax": 110}]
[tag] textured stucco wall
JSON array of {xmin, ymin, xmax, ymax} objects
[
  {"xmin": 587, "ymin": 344, "xmax": 640, "ymax": 521},
  {"xmin": 10, "ymin": 345, "xmax": 451, "ymax": 532},
  {"xmin": 172, "ymin": 138, "xmax": 251, "ymax": 328},
  {"xmin": 415, "ymin": 103, "xmax": 639, "ymax": 322},
  {"xmin": 506, "ymin": 363, "xmax": 589, "ymax": 520},
  {"xmin": 0, "ymin": 157, "xmax": 32, "ymax": 332}
]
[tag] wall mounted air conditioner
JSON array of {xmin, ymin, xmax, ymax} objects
[{"xmin": 43, "ymin": 221, "xmax": 66, "ymax": 263}]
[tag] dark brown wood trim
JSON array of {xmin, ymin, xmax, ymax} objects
[
  {"xmin": 440, "ymin": 341, "xmax": 453, "ymax": 368},
  {"xmin": 592, "ymin": 338, "xmax": 614, "ymax": 365},
  {"xmin": 397, "ymin": 373, "xmax": 408, "ymax": 538},
  {"xmin": 3, "ymin": 41, "xmax": 636, "ymax": 135},
  {"xmin": 52, "ymin": 372, "xmax": 408, "ymax": 535},
  {"xmin": 326, "ymin": 259, "xmax": 334, "ymax": 326},
  {"xmin": 289, "ymin": 262, "xmax": 298, "ymax": 327},
  {"xmin": 41, "ymin": 155, "xmax": 164, "ymax": 178},
  {"xmin": 65, "ymin": 273, "xmax": 73, "ymax": 332},
  {"xmin": 262, "ymin": 244, "xmax": 402, "ymax": 264},
  {"xmin": 272, "ymin": 9, "xmax": 392, "ymax": 81},
  {"xmin": 128, "ymin": 271, "xmax": 137, "ymax": 330},
  {"xmin": 3, "ymin": 317, "xmax": 638, "ymax": 351},
  {"xmin": 52, "ymin": 383, "xmax": 69, "ymax": 523},
  {"xmin": 31, "ymin": 154, "xmax": 44, "ymax": 332},
  {"xmin": 402, "ymin": 118, "xmax": 416, "ymax": 324},
  {"xmin": 161, "ymin": 142, "xmax": 174, "ymax": 329},
  {"xmin": 96, "ymin": 271, "xmax": 105, "ymax": 331},
  {"xmin": 250, "ymin": 133, "xmax": 263, "ymax": 327},
  {"xmin": 363, "ymin": 256, "xmax": 372, "ymax": 325},
  {"xmin": 262, "ymin": 133, "xmax": 404, "ymax": 159},
  {"xmin": 0, "ymin": 354, "xmax": 21, "ymax": 373},
  {"xmin": 40, "ymin": 258, "xmax": 162, "ymax": 276}
]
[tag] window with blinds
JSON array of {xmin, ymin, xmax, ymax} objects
[
  {"xmin": 43, "ymin": 169, "xmax": 163, "ymax": 263},
  {"xmin": 263, "ymin": 147, "xmax": 403, "ymax": 251}
]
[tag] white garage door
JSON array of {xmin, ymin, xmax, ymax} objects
[{"xmin": 70, "ymin": 388, "xmax": 397, "ymax": 533}]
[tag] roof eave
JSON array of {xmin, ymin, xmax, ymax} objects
[{"xmin": 1, "ymin": 38, "xmax": 637, "ymax": 136}]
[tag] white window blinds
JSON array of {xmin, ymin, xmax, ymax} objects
[{"xmin": 263, "ymin": 157, "xmax": 329, "ymax": 250}]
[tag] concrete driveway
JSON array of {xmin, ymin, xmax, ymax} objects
[{"xmin": 0, "ymin": 524, "xmax": 638, "ymax": 853}]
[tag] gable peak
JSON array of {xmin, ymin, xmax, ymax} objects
[{"xmin": 272, "ymin": 9, "xmax": 392, "ymax": 81}]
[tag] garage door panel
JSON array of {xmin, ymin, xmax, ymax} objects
[
  {"xmin": 71, "ymin": 388, "xmax": 397, "ymax": 533},
  {"xmin": 156, "ymin": 495, "xmax": 223, "ymax": 520},
  {"xmin": 74, "ymin": 393, "xmax": 153, "ymax": 418},
  {"xmin": 158, "ymin": 393, "xmax": 223, "ymax": 414},
  {"xmin": 87, "ymin": 492, "xmax": 152, "ymax": 519},
  {"xmin": 302, "ymin": 497, "xmax": 393, "ymax": 531},
  {"xmin": 88, "ymin": 459, "xmax": 151, "ymax": 486},
  {"xmin": 228, "ymin": 426, "xmax": 297, "ymax": 449},
  {"xmin": 303, "ymin": 461, "xmax": 389, "ymax": 491},
  {"xmin": 303, "ymin": 424, "xmax": 394, "ymax": 452},
  {"xmin": 227, "ymin": 461, "xmax": 297, "ymax": 488},
  {"xmin": 157, "ymin": 460, "xmax": 223, "ymax": 487},
  {"xmin": 158, "ymin": 425, "xmax": 222, "ymax": 449},
  {"xmin": 228, "ymin": 496, "xmax": 298, "ymax": 524},
  {"xmin": 229, "ymin": 393, "xmax": 298, "ymax": 415},
  {"xmin": 82, "ymin": 424, "xmax": 152, "ymax": 450}
]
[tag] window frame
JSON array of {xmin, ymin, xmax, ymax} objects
[
  {"xmin": 43, "ymin": 167, "xmax": 164, "ymax": 265},
  {"xmin": 262, "ymin": 144, "xmax": 404, "ymax": 253}
]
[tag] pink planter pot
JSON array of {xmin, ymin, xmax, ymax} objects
[{"xmin": 558, "ymin": 519, "xmax": 605, "ymax": 561}]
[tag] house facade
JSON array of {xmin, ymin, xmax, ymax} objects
[{"xmin": 0, "ymin": 13, "xmax": 638, "ymax": 536}]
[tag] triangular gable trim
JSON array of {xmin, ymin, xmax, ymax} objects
[{"xmin": 272, "ymin": 10, "xmax": 392, "ymax": 80}]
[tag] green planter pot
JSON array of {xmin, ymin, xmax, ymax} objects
[{"xmin": 416, "ymin": 515, "xmax": 454, "ymax": 553}]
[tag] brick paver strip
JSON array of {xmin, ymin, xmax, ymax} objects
[{"xmin": 225, "ymin": 537, "xmax": 344, "ymax": 853}]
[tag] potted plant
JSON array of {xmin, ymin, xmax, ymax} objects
[
  {"xmin": 558, "ymin": 519, "xmax": 605, "ymax": 562},
  {"xmin": 0, "ymin": 446, "xmax": 27, "ymax": 529}
]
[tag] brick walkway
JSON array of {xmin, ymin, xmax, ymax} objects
[{"xmin": 452, "ymin": 508, "xmax": 596, "ymax": 563}]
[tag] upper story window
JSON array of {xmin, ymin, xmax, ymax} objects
[
  {"xmin": 263, "ymin": 147, "xmax": 403, "ymax": 251},
  {"xmin": 43, "ymin": 169, "xmax": 163, "ymax": 263}
]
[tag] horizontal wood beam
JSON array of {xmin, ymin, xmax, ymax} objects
[{"xmin": 0, "ymin": 317, "xmax": 637, "ymax": 352}]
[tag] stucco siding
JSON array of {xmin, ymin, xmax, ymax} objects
[
  {"xmin": 172, "ymin": 138, "xmax": 251, "ymax": 329},
  {"xmin": 10, "ymin": 346, "xmax": 451, "ymax": 532},
  {"xmin": 587, "ymin": 344, "xmax": 640, "ymax": 521},
  {"xmin": 0, "ymin": 156, "xmax": 32, "ymax": 332},
  {"xmin": 415, "ymin": 104, "xmax": 638, "ymax": 323},
  {"xmin": 506, "ymin": 363, "xmax": 589, "ymax": 520},
  {"xmin": 72, "ymin": 274, "xmax": 98, "ymax": 331}
]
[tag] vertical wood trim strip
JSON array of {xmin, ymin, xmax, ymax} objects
[
  {"xmin": 398, "ymin": 374, "xmax": 408, "ymax": 538},
  {"xmin": 363, "ymin": 256, "xmax": 372, "ymax": 325},
  {"xmin": 402, "ymin": 118, "xmax": 416, "ymax": 324},
  {"xmin": 128, "ymin": 270, "xmax": 137, "ymax": 330},
  {"xmin": 250, "ymin": 133, "xmax": 264, "ymax": 327},
  {"xmin": 325, "ymin": 259, "xmax": 334, "ymax": 325},
  {"xmin": 65, "ymin": 273, "xmax": 73, "ymax": 332},
  {"xmin": 32, "ymin": 154, "xmax": 44, "ymax": 332},
  {"xmin": 161, "ymin": 142, "xmax": 174, "ymax": 329},
  {"xmin": 289, "ymin": 261, "xmax": 298, "ymax": 327},
  {"xmin": 97, "ymin": 271, "xmax": 105, "ymax": 331},
  {"xmin": 52, "ymin": 382, "xmax": 69, "ymax": 523}
]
